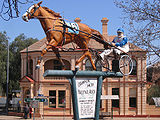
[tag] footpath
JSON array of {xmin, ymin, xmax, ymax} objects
[{"xmin": 0, "ymin": 115, "xmax": 160, "ymax": 120}]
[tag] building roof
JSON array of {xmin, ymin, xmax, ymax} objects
[
  {"xmin": 19, "ymin": 76, "xmax": 34, "ymax": 83},
  {"xmin": 21, "ymin": 36, "xmax": 145, "ymax": 53}
]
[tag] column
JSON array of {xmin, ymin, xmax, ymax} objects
[
  {"xmin": 125, "ymin": 84, "xmax": 129, "ymax": 115},
  {"xmin": 137, "ymin": 58, "xmax": 142, "ymax": 115},
  {"xmin": 137, "ymin": 84, "xmax": 141, "ymax": 115},
  {"xmin": 21, "ymin": 58, "xmax": 24, "ymax": 77},
  {"xmin": 107, "ymin": 84, "xmax": 112, "ymax": 112},
  {"xmin": 137, "ymin": 58, "xmax": 141, "ymax": 82},
  {"xmin": 120, "ymin": 83, "xmax": 124, "ymax": 115},
  {"xmin": 71, "ymin": 58, "xmax": 75, "ymax": 70},
  {"xmin": 30, "ymin": 84, "xmax": 34, "ymax": 98},
  {"xmin": 142, "ymin": 85, "xmax": 146, "ymax": 115},
  {"xmin": 32, "ymin": 58, "xmax": 36, "ymax": 80},
  {"xmin": 39, "ymin": 58, "xmax": 44, "ymax": 81},
  {"xmin": 142, "ymin": 57, "xmax": 147, "ymax": 115},
  {"xmin": 23, "ymin": 58, "xmax": 26, "ymax": 76}
]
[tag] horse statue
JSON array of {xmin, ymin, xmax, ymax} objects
[{"xmin": 22, "ymin": 1, "xmax": 107, "ymax": 70}]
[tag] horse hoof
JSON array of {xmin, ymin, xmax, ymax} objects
[{"xmin": 35, "ymin": 65, "xmax": 40, "ymax": 70}]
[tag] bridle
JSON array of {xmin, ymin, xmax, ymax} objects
[{"xmin": 26, "ymin": 5, "xmax": 40, "ymax": 18}]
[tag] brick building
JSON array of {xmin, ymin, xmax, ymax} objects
[{"xmin": 20, "ymin": 18, "xmax": 148, "ymax": 117}]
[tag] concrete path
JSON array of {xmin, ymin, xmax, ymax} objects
[{"xmin": 0, "ymin": 115, "xmax": 160, "ymax": 120}]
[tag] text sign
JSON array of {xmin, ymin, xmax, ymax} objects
[
  {"xmin": 30, "ymin": 100, "xmax": 39, "ymax": 108},
  {"xmin": 24, "ymin": 98, "xmax": 47, "ymax": 102},
  {"xmin": 76, "ymin": 78, "xmax": 97, "ymax": 119},
  {"xmin": 101, "ymin": 95, "xmax": 119, "ymax": 100}
]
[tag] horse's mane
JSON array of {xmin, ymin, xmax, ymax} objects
[{"xmin": 42, "ymin": 7, "xmax": 62, "ymax": 18}]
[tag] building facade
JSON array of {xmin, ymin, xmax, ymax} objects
[{"xmin": 20, "ymin": 18, "xmax": 147, "ymax": 117}]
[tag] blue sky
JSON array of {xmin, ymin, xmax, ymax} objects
[{"xmin": 0, "ymin": 0, "xmax": 124, "ymax": 42}]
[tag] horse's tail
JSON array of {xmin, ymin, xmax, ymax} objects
[{"xmin": 91, "ymin": 29, "xmax": 109, "ymax": 49}]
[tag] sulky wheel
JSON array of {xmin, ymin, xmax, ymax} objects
[
  {"xmin": 95, "ymin": 57, "xmax": 110, "ymax": 71},
  {"xmin": 119, "ymin": 55, "xmax": 133, "ymax": 76}
]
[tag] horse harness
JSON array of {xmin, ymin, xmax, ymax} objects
[{"xmin": 46, "ymin": 19, "xmax": 81, "ymax": 46}]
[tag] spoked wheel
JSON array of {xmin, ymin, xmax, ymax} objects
[
  {"xmin": 95, "ymin": 58, "xmax": 110, "ymax": 71},
  {"xmin": 119, "ymin": 55, "xmax": 133, "ymax": 76}
]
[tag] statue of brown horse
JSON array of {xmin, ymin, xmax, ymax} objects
[{"xmin": 22, "ymin": 1, "xmax": 106, "ymax": 70}]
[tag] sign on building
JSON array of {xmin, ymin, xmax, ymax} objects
[
  {"xmin": 101, "ymin": 95, "xmax": 119, "ymax": 100},
  {"xmin": 30, "ymin": 100, "xmax": 39, "ymax": 108},
  {"xmin": 76, "ymin": 78, "xmax": 97, "ymax": 119}
]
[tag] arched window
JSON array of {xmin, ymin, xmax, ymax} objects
[
  {"xmin": 95, "ymin": 60, "xmax": 102, "ymax": 71},
  {"xmin": 44, "ymin": 59, "xmax": 71, "ymax": 71},
  {"xmin": 29, "ymin": 59, "xmax": 33, "ymax": 76},
  {"xmin": 130, "ymin": 59, "xmax": 137, "ymax": 75},
  {"xmin": 85, "ymin": 59, "xmax": 92, "ymax": 71},
  {"xmin": 85, "ymin": 59, "xmax": 102, "ymax": 71}
]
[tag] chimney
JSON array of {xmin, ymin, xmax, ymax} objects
[
  {"xmin": 74, "ymin": 17, "xmax": 81, "ymax": 23},
  {"xmin": 101, "ymin": 18, "xmax": 109, "ymax": 41}
]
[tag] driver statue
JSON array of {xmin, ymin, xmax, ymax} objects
[{"xmin": 100, "ymin": 28, "xmax": 129, "ymax": 60}]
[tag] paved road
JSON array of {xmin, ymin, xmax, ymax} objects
[{"xmin": 0, "ymin": 115, "xmax": 160, "ymax": 120}]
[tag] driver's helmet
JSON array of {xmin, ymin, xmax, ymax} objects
[{"xmin": 117, "ymin": 28, "xmax": 124, "ymax": 33}]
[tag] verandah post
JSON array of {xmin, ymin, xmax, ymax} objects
[
  {"xmin": 71, "ymin": 76, "xmax": 79, "ymax": 120},
  {"xmin": 94, "ymin": 76, "xmax": 103, "ymax": 120}
]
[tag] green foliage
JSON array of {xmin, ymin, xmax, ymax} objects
[
  {"xmin": 9, "ymin": 33, "xmax": 38, "ymax": 92},
  {"xmin": 147, "ymin": 84, "xmax": 160, "ymax": 105},
  {"xmin": 0, "ymin": 31, "xmax": 8, "ymax": 96},
  {"xmin": 0, "ymin": 32, "xmax": 38, "ymax": 95}
]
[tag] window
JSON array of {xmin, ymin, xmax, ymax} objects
[
  {"xmin": 58, "ymin": 91, "xmax": 66, "ymax": 108},
  {"xmin": 53, "ymin": 60, "xmax": 62, "ymax": 70},
  {"xmin": 49, "ymin": 90, "xmax": 66, "ymax": 108},
  {"xmin": 49, "ymin": 91, "xmax": 56, "ymax": 108},
  {"xmin": 129, "ymin": 88, "xmax": 137, "ymax": 108},
  {"xmin": 112, "ymin": 88, "xmax": 119, "ymax": 108},
  {"xmin": 95, "ymin": 60, "xmax": 102, "ymax": 71},
  {"xmin": 130, "ymin": 59, "xmax": 137, "ymax": 75},
  {"xmin": 29, "ymin": 59, "xmax": 33, "ymax": 76},
  {"xmin": 85, "ymin": 59, "xmax": 92, "ymax": 71},
  {"xmin": 129, "ymin": 98, "xmax": 137, "ymax": 107},
  {"xmin": 85, "ymin": 59, "xmax": 102, "ymax": 71},
  {"xmin": 44, "ymin": 59, "xmax": 71, "ymax": 71}
]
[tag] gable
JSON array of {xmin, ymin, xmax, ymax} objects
[{"xmin": 20, "ymin": 76, "xmax": 34, "ymax": 83}]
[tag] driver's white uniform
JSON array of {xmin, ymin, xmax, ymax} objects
[{"xmin": 100, "ymin": 35, "xmax": 129, "ymax": 60}]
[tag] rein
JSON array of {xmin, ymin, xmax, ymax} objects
[{"xmin": 30, "ymin": 8, "xmax": 128, "ymax": 55}]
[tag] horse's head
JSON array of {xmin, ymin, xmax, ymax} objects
[{"xmin": 22, "ymin": 1, "xmax": 42, "ymax": 22}]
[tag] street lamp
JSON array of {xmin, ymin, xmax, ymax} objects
[{"xmin": 6, "ymin": 40, "xmax": 9, "ymax": 115}]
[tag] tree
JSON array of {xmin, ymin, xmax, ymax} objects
[
  {"xmin": 147, "ymin": 84, "xmax": 160, "ymax": 105},
  {"xmin": 0, "ymin": 31, "xmax": 9, "ymax": 96},
  {"xmin": 0, "ymin": 32, "xmax": 38, "ymax": 95},
  {"xmin": 114, "ymin": 0, "xmax": 160, "ymax": 65},
  {"xmin": 0, "ymin": 0, "xmax": 38, "ymax": 21},
  {"xmin": 9, "ymin": 33, "xmax": 38, "ymax": 92}
]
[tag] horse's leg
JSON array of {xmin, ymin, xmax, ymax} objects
[
  {"xmin": 35, "ymin": 39, "xmax": 58, "ymax": 69},
  {"xmin": 86, "ymin": 51, "xmax": 96, "ymax": 70},
  {"xmin": 75, "ymin": 50, "xmax": 96, "ymax": 70},
  {"xmin": 35, "ymin": 45, "xmax": 52, "ymax": 69}
]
